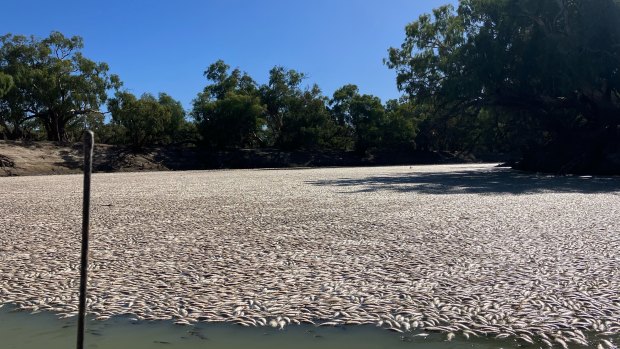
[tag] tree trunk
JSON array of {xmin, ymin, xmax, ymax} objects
[{"xmin": 42, "ymin": 112, "xmax": 69, "ymax": 143}]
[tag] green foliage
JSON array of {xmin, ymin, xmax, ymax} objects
[
  {"xmin": 258, "ymin": 66, "xmax": 347, "ymax": 150},
  {"xmin": 194, "ymin": 93, "xmax": 266, "ymax": 149},
  {"xmin": 330, "ymin": 84, "xmax": 359, "ymax": 127},
  {"xmin": 0, "ymin": 72, "xmax": 12, "ymax": 98},
  {"xmin": 387, "ymin": 0, "xmax": 620, "ymax": 171},
  {"xmin": 89, "ymin": 122, "xmax": 126, "ymax": 145},
  {"xmin": 194, "ymin": 61, "xmax": 346, "ymax": 151},
  {"xmin": 277, "ymin": 85, "xmax": 338, "ymax": 150},
  {"xmin": 65, "ymin": 111, "xmax": 107, "ymax": 143},
  {"xmin": 330, "ymin": 85, "xmax": 418, "ymax": 153},
  {"xmin": 383, "ymin": 100, "xmax": 418, "ymax": 151},
  {"xmin": 0, "ymin": 72, "xmax": 14, "ymax": 138},
  {"xmin": 108, "ymin": 92, "xmax": 186, "ymax": 149},
  {"xmin": 193, "ymin": 61, "xmax": 265, "ymax": 149},
  {"xmin": 259, "ymin": 66, "xmax": 307, "ymax": 146},
  {"xmin": 157, "ymin": 93, "xmax": 188, "ymax": 143},
  {"xmin": 0, "ymin": 32, "xmax": 121, "ymax": 141},
  {"xmin": 173, "ymin": 119, "xmax": 200, "ymax": 145},
  {"xmin": 349, "ymin": 94, "xmax": 387, "ymax": 153},
  {"xmin": 203, "ymin": 60, "xmax": 258, "ymax": 100}
]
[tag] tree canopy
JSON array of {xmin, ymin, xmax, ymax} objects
[
  {"xmin": 0, "ymin": 72, "xmax": 13, "ymax": 98},
  {"xmin": 259, "ymin": 67, "xmax": 341, "ymax": 150},
  {"xmin": 108, "ymin": 92, "xmax": 187, "ymax": 149},
  {"xmin": 330, "ymin": 85, "xmax": 418, "ymax": 153},
  {"xmin": 387, "ymin": 0, "xmax": 620, "ymax": 173},
  {"xmin": 0, "ymin": 32, "xmax": 121, "ymax": 142},
  {"xmin": 192, "ymin": 61, "xmax": 265, "ymax": 149}
]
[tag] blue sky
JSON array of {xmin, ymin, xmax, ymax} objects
[{"xmin": 3, "ymin": 0, "xmax": 456, "ymax": 110}]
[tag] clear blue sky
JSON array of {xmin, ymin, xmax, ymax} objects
[{"xmin": 3, "ymin": 0, "xmax": 456, "ymax": 110}]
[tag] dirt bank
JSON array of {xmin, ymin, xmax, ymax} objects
[{"xmin": 0, "ymin": 141, "xmax": 478, "ymax": 176}]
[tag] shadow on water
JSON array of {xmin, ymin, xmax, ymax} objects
[
  {"xmin": 0, "ymin": 305, "xmax": 549, "ymax": 349},
  {"xmin": 307, "ymin": 168, "xmax": 620, "ymax": 195}
]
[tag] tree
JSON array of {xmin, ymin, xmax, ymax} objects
[
  {"xmin": 383, "ymin": 99, "xmax": 418, "ymax": 151},
  {"xmin": 277, "ymin": 85, "xmax": 339, "ymax": 150},
  {"xmin": 0, "ymin": 72, "xmax": 12, "ymax": 98},
  {"xmin": 349, "ymin": 94, "xmax": 386, "ymax": 153},
  {"xmin": 0, "ymin": 32, "xmax": 120, "ymax": 142},
  {"xmin": 108, "ymin": 92, "xmax": 186, "ymax": 149},
  {"xmin": 259, "ymin": 66, "xmax": 306, "ymax": 145},
  {"xmin": 65, "ymin": 110, "xmax": 108, "ymax": 142},
  {"xmin": 156, "ymin": 93, "xmax": 187, "ymax": 144},
  {"xmin": 330, "ymin": 85, "xmax": 418, "ymax": 153},
  {"xmin": 193, "ymin": 93, "xmax": 265, "ymax": 149},
  {"xmin": 202, "ymin": 60, "xmax": 257, "ymax": 100},
  {"xmin": 387, "ymin": 0, "xmax": 620, "ymax": 173},
  {"xmin": 330, "ymin": 84, "xmax": 359, "ymax": 127},
  {"xmin": 258, "ymin": 66, "xmax": 343, "ymax": 150},
  {"xmin": 192, "ymin": 60, "xmax": 265, "ymax": 149},
  {"xmin": 0, "ymin": 72, "xmax": 14, "ymax": 138}
]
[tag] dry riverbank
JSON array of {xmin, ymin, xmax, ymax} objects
[{"xmin": 0, "ymin": 140, "xmax": 477, "ymax": 176}]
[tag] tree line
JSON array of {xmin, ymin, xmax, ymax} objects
[
  {"xmin": 0, "ymin": 33, "xmax": 417, "ymax": 154},
  {"xmin": 2, "ymin": 0, "xmax": 619, "ymax": 173}
]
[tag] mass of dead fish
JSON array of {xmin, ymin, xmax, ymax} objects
[{"xmin": 0, "ymin": 164, "xmax": 618, "ymax": 348}]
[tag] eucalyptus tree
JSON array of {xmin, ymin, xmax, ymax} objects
[
  {"xmin": 108, "ymin": 92, "xmax": 186, "ymax": 149},
  {"xmin": 330, "ymin": 84, "xmax": 359, "ymax": 127},
  {"xmin": 157, "ymin": 93, "xmax": 187, "ymax": 144},
  {"xmin": 202, "ymin": 59, "xmax": 258, "ymax": 100},
  {"xmin": 259, "ymin": 66, "xmax": 343, "ymax": 149},
  {"xmin": 348, "ymin": 93, "xmax": 387, "ymax": 153},
  {"xmin": 387, "ymin": 0, "xmax": 620, "ymax": 172},
  {"xmin": 192, "ymin": 60, "xmax": 266, "ymax": 149},
  {"xmin": 0, "ymin": 72, "xmax": 13, "ymax": 138},
  {"xmin": 259, "ymin": 66, "xmax": 306, "ymax": 145},
  {"xmin": 330, "ymin": 85, "xmax": 418, "ymax": 153},
  {"xmin": 276, "ymin": 84, "xmax": 337, "ymax": 150},
  {"xmin": 383, "ymin": 99, "xmax": 418, "ymax": 151},
  {"xmin": 0, "ymin": 72, "xmax": 12, "ymax": 98},
  {"xmin": 0, "ymin": 32, "xmax": 120, "ymax": 142}
]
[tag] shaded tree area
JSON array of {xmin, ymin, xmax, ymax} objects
[
  {"xmin": 387, "ymin": 0, "xmax": 620, "ymax": 174},
  {"xmin": 0, "ymin": 72, "xmax": 13, "ymax": 98},
  {"xmin": 330, "ymin": 85, "xmax": 418, "ymax": 153}
]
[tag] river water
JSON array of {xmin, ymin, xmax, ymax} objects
[{"xmin": 1, "ymin": 305, "xmax": 529, "ymax": 349}]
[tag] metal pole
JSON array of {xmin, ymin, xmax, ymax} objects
[{"xmin": 77, "ymin": 130, "xmax": 94, "ymax": 349}]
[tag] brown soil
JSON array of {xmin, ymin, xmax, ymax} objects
[
  {"xmin": 0, "ymin": 140, "xmax": 477, "ymax": 176},
  {"xmin": 0, "ymin": 141, "xmax": 176, "ymax": 176}
]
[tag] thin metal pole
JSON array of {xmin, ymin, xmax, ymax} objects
[{"xmin": 77, "ymin": 130, "xmax": 94, "ymax": 349}]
